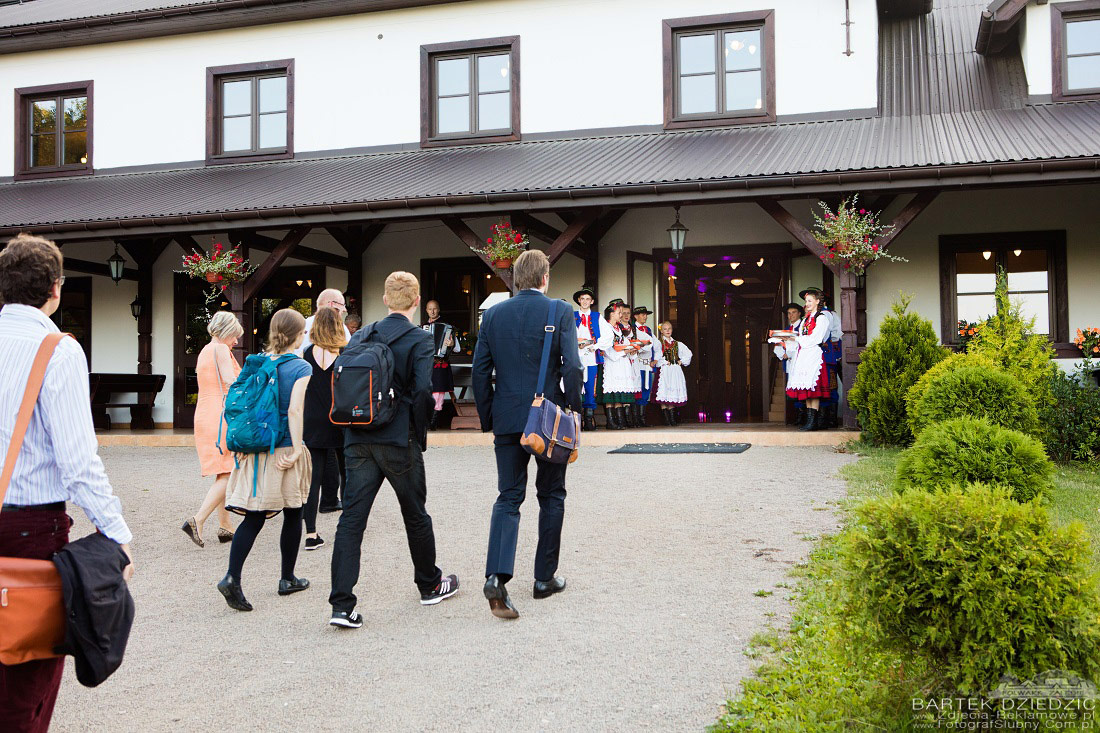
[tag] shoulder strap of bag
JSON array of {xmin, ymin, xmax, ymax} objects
[
  {"xmin": 1, "ymin": 332, "xmax": 69, "ymax": 505},
  {"xmin": 534, "ymin": 298, "xmax": 557, "ymax": 399}
]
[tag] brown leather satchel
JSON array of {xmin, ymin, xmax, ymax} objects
[{"xmin": 0, "ymin": 332, "xmax": 69, "ymax": 665}]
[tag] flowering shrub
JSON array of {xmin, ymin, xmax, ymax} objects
[
  {"xmin": 1074, "ymin": 327, "xmax": 1100, "ymax": 358},
  {"xmin": 477, "ymin": 219, "xmax": 528, "ymax": 264},
  {"xmin": 812, "ymin": 196, "xmax": 905, "ymax": 276},
  {"xmin": 956, "ymin": 319, "xmax": 983, "ymax": 351}
]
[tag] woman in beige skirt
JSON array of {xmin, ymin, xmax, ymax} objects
[{"xmin": 217, "ymin": 309, "xmax": 314, "ymax": 612}]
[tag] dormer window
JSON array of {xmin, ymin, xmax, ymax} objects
[
  {"xmin": 421, "ymin": 36, "xmax": 521, "ymax": 147},
  {"xmin": 1052, "ymin": 3, "xmax": 1100, "ymax": 100},
  {"xmin": 205, "ymin": 59, "xmax": 294, "ymax": 164},
  {"xmin": 663, "ymin": 11, "xmax": 776, "ymax": 129}
]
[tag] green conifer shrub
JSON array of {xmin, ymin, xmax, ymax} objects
[
  {"xmin": 894, "ymin": 417, "xmax": 1053, "ymax": 502},
  {"xmin": 1040, "ymin": 369, "xmax": 1100, "ymax": 463},
  {"xmin": 843, "ymin": 483, "xmax": 1100, "ymax": 696},
  {"xmin": 847, "ymin": 296, "xmax": 948, "ymax": 446},
  {"xmin": 906, "ymin": 360, "xmax": 1039, "ymax": 437}
]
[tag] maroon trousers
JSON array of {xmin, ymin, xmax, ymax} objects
[{"xmin": 0, "ymin": 510, "xmax": 70, "ymax": 733}]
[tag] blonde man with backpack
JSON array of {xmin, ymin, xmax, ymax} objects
[
  {"xmin": 217, "ymin": 309, "xmax": 312, "ymax": 611},
  {"xmin": 328, "ymin": 272, "xmax": 459, "ymax": 629}
]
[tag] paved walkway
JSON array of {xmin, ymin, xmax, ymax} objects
[{"xmin": 51, "ymin": 445, "xmax": 854, "ymax": 732}]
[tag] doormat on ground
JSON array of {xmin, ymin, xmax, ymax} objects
[{"xmin": 607, "ymin": 443, "xmax": 751, "ymax": 454}]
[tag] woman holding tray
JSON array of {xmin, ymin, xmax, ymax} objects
[
  {"xmin": 597, "ymin": 301, "xmax": 637, "ymax": 430},
  {"xmin": 781, "ymin": 287, "xmax": 835, "ymax": 431}
]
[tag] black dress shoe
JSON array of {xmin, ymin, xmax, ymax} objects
[
  {"xmin": 217, "ymin": 573, "xmax": 252, "ymax": 612},
  {"xmin": 278, "ymin": 576, "xmax": 310, "ymax": 596},
  {"xmin": 483, "ymin": 574, "xmax": 519, "ymax": 619},
  {"xmin": 533, "ymin": 576, "xmax": 567, "ymax": 599}
]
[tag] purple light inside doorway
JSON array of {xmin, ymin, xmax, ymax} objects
[
  {"xmin": 668, "ymin": 264, "xmax": 677, "ymax": 277},
  {"xmin": 725, "ymin": 410, "xmax": 732, "ymax": 423},
  {"xmin": 697, "ymin": 282, "xmax": 707, "ymax": 294},
  {"xmin": 698, "ymin": 411, "xmax": 707, "ymax": 423}
]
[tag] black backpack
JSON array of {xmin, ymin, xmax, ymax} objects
[{"xmin": 329, "ymin": 323, "xmax": 401, "ymax": 429}]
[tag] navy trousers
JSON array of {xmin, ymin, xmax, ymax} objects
[
  {"xmin": 582, "ymin": 365, "xmax": 599, "ymax": 409},
  {"xmin": 485, "ymin": 434, "xmax": 568, "ymax": 584}
]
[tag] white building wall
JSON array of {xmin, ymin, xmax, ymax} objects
[
  {"xmin": 1023, "ymin": 2, "xmax": 1054, "ymax": 96},
  {"xmin": 0, "ymin": 0, "xmax": 878, "ymax": 176}
]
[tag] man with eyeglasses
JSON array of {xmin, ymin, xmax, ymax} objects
[{"xmin": 298, "ymin": 288, "xmax": 351, "ymax": 355}]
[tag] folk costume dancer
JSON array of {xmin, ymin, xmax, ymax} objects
[
  {"xmin": 652, "ymin": 320, "xmax": 693, "ymax": 425},
  {"xmin": 573, "ymin": 287, "xmax": 602, "ymax": 431},
  {"xmin": 597, "ymin": 301, "xmax": 637, "ymax": 430},
  {"xmin": 817, "ymin": 290, "xmax": 844, "ymax": 430},
  {"xmin": 631, "ymin": 305, "xmax": 656, "ymax": 428},
  {"xmin": 783, "ymin": 288, "xmax": 834, "ymax": 431},
  {"xmin": 423, "ymin": 300, "xmax": 461, "ymax": 431},
  {"xmin": 773, "ymin": 302, "xmax": 806, "ymax": 426}
]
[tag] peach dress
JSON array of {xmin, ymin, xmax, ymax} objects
[{"xmin": 193, "ymin": 342, "xmax": 240, "ymax": 477}]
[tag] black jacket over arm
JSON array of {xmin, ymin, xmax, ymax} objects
[
  {"xmin": 472, "ymin": 289, "xmax": 584, "ymax": 436},
  {"xmin": 345, "ymin": 312, "xmax": 435, "ymax": 451}
]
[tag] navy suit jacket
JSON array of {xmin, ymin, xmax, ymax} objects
[{"xmin": 472, "ymin": 289, "xmax": 584, "ymax": 436}]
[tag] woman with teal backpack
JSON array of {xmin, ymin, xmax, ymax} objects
[{"xmin": 217, "ymin": 308, "xmax": 313, "ymax": 611}]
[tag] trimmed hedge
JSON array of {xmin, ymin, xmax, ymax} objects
[
  {"xmin": 906, "ymin": 360, "xmax": 1039, "ymax": 437},
  {"xmin": 905, "ymin": 352, "xmax": 996, "ymax": 420},
  {"xmin": 843, "ymin": 483, "xmax": 1100, "ymax": 696},
  {"xmin": 894, "ymin": 416, "xmax": 1054, "ymax": 503},
  {"xmin": 1041, "ymin": 369, "xmax": 1100, "ymax": 462},
  {"xmin": 848, "ymin": 297, "xmax": 948, "ymax": 446}
]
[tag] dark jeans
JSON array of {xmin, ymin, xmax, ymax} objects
[
  {"xmin": 304, "ymin": 447, "xmax": 345, "ymax": 533},
  {"xmin": 329, "ymin": 441, "xmax": 442, "ymax": 612},
  {"xmin": 0, "ymin": 510, "xmax": 70, "ymax": 733},
  {"xmin": 485, "ymin": 434, "xmax": 567, "ymax": 584}
]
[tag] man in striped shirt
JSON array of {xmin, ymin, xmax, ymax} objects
[{"xmin": 0, "ymin": 233, "xmax": 134, "ymax": 732}]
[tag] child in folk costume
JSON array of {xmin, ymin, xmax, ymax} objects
[
  {"xmin": 597, "ymin": 300, "xmax": 637, "ymax": 430},
  {"xmin": 652, "ymin": 320, "xmax": 693, "ymax": 426},
  {"xmin": 629, "ymin": 306, "xmax": 656, "ymax": 428},
  {"xmin": 422, "ymin": 300, "xmax": 462, "ymax": 430},
  {"xmin": 573, "ymin": 287, "xmax": 602, "ymax": 431},
  {"xmin": 781, "ymin": 288, "xmax": 836, "ymax": 431}
]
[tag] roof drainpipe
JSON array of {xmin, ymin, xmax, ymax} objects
[{"xmin": 975, "ymin": 10, "xmax": 994, "ymax": 54}]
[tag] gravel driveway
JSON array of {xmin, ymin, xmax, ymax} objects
[{"xmin": 50, "ymin": 445, "xmax": 853, "ymax": 732}]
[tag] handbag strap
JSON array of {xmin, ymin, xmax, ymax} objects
[
  {"xmin": 1, "ymin": 332, "xmax": 69, "ymax": 505},
  {"xmin": 534, "ymin": 298, "xmax": 557, "ymax": 399}
]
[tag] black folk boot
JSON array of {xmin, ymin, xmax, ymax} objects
[
  {"xmin": 634, "ymin": 404, "xmax": 647, "ymax": 428},
  {"xmin": 671, "ymin": 408, "xmax": 681, "ymax": 426},
  {"xmin": 582, "ymin": 408, "xmax": 597, "ymax": 432},
  {"xmin": 605, "ymin": 406, "xmax": 623, "ymax": 430},
  {"xmin": 622, "ymin": 404, "xmax": 637, "ymax": 429},
  {"xmin": 662, "ymin": 408, "xmax": 674, "ymax": 426},
  {"xmin": 615, "ymin": 406, "xmax": 630, "ymax": 430},
  {"xmin": 799, "ymin": 408, "xmax": 820, "ymax": 432}
]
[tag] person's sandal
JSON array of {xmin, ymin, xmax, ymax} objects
[
  {"xmin": 217, "ymin": 528, "xmax": 234, "ymax": 543},
  {"xmin": 181, "ymin": 517, "xmax": 204, "ymax": 548}
]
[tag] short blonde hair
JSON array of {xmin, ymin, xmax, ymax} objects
[
  {"xmin": 384, "ymin": 271, "xmax": 419, "ymax": 312},
  {"xmin": 207, "ymin": 311, "xmax": 244, "ymax": 342},
  {"xmin": 266, "ymin": 308, "xmax": 306, "ymax": 354},
  {"xmin": 310, "ymin": 306, "xmax": 349, "ymax": 352},
  {"xmin": 513, "ymin": 249, "xmax": 549, "ymax": 290}
]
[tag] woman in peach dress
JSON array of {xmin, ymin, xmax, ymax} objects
[{"xmin": 181, "ymin": 311, "xmax": 243, "ymax": 547}]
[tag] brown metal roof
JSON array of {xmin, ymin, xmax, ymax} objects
[
  {"xmin": 0, "ymin": 0, "xmax": 466, "ymax": 54},
  {"xmin": 3, "ymin": 101, "xmax": 1100, "ymax": 236},
  {"xmin": 880, "ymin": 0, "xmax": 1028, "ymax": 115}
]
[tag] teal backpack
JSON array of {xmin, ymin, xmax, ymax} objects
[{"xmin": 219, "ymin": 353, "xmax": 297, "ymax": 457}]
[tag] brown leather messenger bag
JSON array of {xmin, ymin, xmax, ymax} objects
[{"xmin": 0, "ymin": 332, "xmax": 69, "ymax": 665}]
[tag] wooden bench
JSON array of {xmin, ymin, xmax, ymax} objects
[
  {"xmin": 449, "ymin": 365, "xmax": 481, "ymax": 430},
  {"xmin": 89, "ymin": 373, "xmax": 166, "ymax": 431}
]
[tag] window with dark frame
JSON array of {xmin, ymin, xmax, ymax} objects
[
  {"xmin": 206, "ymin": 60, "xmax": 293, "ymax": 164},
  {"xmin": 939, "ymin": 232, "xmax": 1068, "ymax": 345},
  {"xmin": 421, "ymin": 37, "xmax": 520, "ymax": 146},
  {"xmin": 663, "ymin": 11, "xmax": 775, "ymax": 129},
  {"xmin": 14, "ymin": 81, "xmax": 93, "ymax": 180},
  {"xmin": 1053, "ymin": 1, "xmax": 1100, "ymax": 100}
]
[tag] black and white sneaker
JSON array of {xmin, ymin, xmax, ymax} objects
[
  {"xmin": 420, "ymin": 573, "xmax": 460, "ymax": 606},
  {"xmin": 304, "ymin": 535, "xmax": 325, "ymax": 551},
  {"xmin": 329, "ymin": 610, "xmax": 363, "ymax": 629}
]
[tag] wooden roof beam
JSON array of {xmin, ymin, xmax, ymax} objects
[
  {"xmin": 441, "ymin": 216, "xmax": 514, "ymax": 292},
  {"xmin": 243, "ymin": 226, "xmax": 312, "ymax": 301}
]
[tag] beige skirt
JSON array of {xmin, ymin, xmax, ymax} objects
[{"xmin": 225, "ymin": 447, "xmax": 312, "ymax": 517}]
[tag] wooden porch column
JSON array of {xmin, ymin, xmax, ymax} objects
[
  {"xmin": 120, "ymin": 238, "xmax": 170, "ymax": 375},
  {"xmin": 326, "ymin": 223, "xmax": 384, "ymax": 314}
]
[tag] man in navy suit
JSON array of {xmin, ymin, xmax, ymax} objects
[{"xmin": 472, "ymin": 250, "xmax": 584, "ymax": 619}]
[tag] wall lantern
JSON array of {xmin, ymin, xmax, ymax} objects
[
  {"xmin": 107, "ymin": 244, "xmax": 126, "ymax": 284},
  {"xmin": 667, "ymin": 206, "xmax": 689, "ymax": 255},
  {"xmin": 130, "ymin": 297, "xmax": 143, "ymax": 320}
]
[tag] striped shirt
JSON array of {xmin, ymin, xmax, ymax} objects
[{"xmin": 0, "ymin": 304, "xmax": 132, "ymax": 544}]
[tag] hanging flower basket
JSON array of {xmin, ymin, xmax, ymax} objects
[
  {"xmin": 476, "ymin": 218, "xmax": 528, "ymax": 268},
  {"xmin": 177, "ymin": 242, "xmax": 254, "ymax": 303},
  {"xmin": 812, "ymin": 196, "xmax": 905, "ymax": 276}
]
